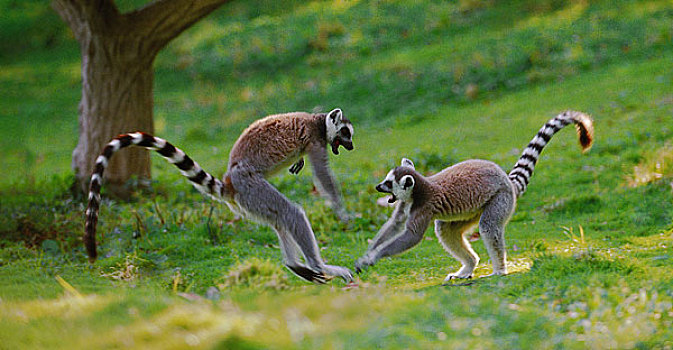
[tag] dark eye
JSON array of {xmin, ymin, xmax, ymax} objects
[
  {"xmin": 384, "ymin": 180, "xmax": 392, "ymax": 188},
  {"xmin": 339, "ymin": 127, "xmax": 351, "ymax": 139}
]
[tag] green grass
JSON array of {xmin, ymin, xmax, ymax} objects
[{"xmin": 2, "ymin": 0, "xmax": 673, "ymax": 348}]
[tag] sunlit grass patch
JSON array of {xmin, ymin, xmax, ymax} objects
[
  {"xmin": 504, "ymin": 257, "xmax": 534, "ymax": 275},
  {"xmin": 620, "ymin": 230, "xmax": 673, "ymax": 249},
  {"xmin": 628, "ymin": 142, "xmax": 673, "ymax": 187},
  {"xmin": 1, "ymin": 276, "xmax": 109, "ymax": 329},
  {"xmin": 84, "ymin": 300, "xmax": 269, "ymax": 349},
  {"xmin": 440, "ymin": 257, "xmax": 535, "ymax": 282},
  {"xmin": 525, "ymin": 281, "xmax": 673, "ymax": 349},
  {"xmin": 1, "ymin": 292, "xmax": 113, "ymax": 322},
  {"xmin": 566, "ymin": 287, "xmax": 673, "ymax": 349},
  {"xmin": 99, "ymin": 254, "xmax": 142, "ymax": 282},
  {"xmin": 218, "ymin": 257, "xmax": 289, "ymax": 291}
]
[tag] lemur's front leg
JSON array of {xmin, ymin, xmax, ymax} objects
[
  {"xmin": 307, "ymin": 145, "xmax": 351, "ymax": 223},
  {"xmin": 356, "ymin": 212, "xmax": 430, "ymax": 273},
  {"xmin": 365, "ymin": 202, "xmax": 409, "ymax": 251},
  {"xmin": 289, "ymin": 157, "xmax": 304, "ymax": 174}
]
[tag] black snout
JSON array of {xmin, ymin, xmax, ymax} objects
[
  {"xmin": 376, "ymin": 184, "xmax": 396, "ymax": 203},
  {"xmin": 342, "ymin": 140, "xmax": 354, "ymax": 151},
  {"xmin": 375, "ymin": 184, "xmax": 389, "ymax": 193}
]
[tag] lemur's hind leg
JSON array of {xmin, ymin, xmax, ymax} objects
[
  {"xmin": 229, "ymin": 167, "xmax": 352, "ymax": 283},
  {"xmin": 479, "ymin": 189, "xmax": 515, "ymax": 276},
  {"xmin": 273, "ymin": 228, "xmax": 327, "ymax": 284},
  {"xmin": 435, "ymin": 217, "xmax": 481, "ymax": 281}
]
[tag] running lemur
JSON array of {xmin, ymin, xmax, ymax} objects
[
  {"xmin": 355, "ymin": 110, "xmax": 594, "ymax": 281},
  {"xmin": 85, "ymin": 109, "xmax": 354, "ymax": 284}
]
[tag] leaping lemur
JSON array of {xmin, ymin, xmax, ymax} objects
[
  {"xmin": 85, "ymin": 109, "xmax": 355, "ymax": 284},
  {"xmin": 355, "ymin": 110, "xmax": 594, "ymax": 281}
]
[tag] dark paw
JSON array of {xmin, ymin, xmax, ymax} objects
[
  {"xmin": 443, "ymin": 274, "xmax": 473, "ymax": 283},
  {"xmin": 288, "ymin": 158, "xmax": 305, "ymax": 175},
  {"xmin": 354, "ymin": 258, "xmax": 371, "ymax": 274},
  {"xmin": 286, "ymin": 264, "xmax": 327, "ymax": 284}
]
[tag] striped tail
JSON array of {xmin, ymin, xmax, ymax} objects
[
  {"xmin": 508, "ymin": 110, "xmax": 594, "ymax": 197},
  {"xmin": 84, "ymin": 132, "xmax": 230, "ymax": 262}
]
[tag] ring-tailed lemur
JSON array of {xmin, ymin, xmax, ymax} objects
[
  {"xmin": 355, "ymin": 110, "xmax": 593, "ymax": 281},
  {"xmin": 85, "ymin": 109, "xmax": 355, "ymax": 284}
]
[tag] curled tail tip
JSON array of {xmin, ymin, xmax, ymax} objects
[
  {"xmin": 580, "ymin": 132, "xmax": 593, "ymax": 153},
  {"xmin": 569, "ymin": 110, "xmax": 594, "ymax": 152}
]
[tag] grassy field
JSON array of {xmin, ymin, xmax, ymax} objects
[{"xmin": 1, "ymin": 0, "xmax": 672, "ymax": 348}]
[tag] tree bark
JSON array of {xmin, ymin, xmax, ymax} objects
[
  {"xmin": 51, "ymin": 0, "xmax": 229, "ymax": 197},
  {"xmin": 71, "ymin": 34, "xmax": 156, "ymax": 197}
]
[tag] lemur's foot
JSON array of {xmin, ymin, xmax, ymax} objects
[
  {"xmin": 444, "ymin": 268, "xmax": 475, "ymax": 282},
  {"xmin": 444, "ymin": 273, "xmax": 473, "ymax": 282},
  {"xmin": 354, "ymin": 254, "xmax": 376, "ymax": 274},
  {"xmin": 320, "ymin": 264, "xmax": 353, "ymax": 283}
]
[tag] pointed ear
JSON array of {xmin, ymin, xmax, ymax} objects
[
  {"xmin": 401, "ymin": 175, "xmax": 415, "ymax": 190},
  {"xmin": 328, "ymin": 108, "xmax": 342, "ymax": 124},
  {"xmin": 401, "ymin": 158, "xmax": 415, "ymax": 169}
]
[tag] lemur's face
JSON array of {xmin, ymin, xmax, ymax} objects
[
  {"xmin": 326, "ymin": 108, "xmax": 354, "ymax": 155},
  {"xmin": 376, "ymin": 158, "xmax": 416, "ymax": 203}
]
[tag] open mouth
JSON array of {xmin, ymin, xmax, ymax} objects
[
  {"xmin": 375, "ymin": 183, "xmax": 395, "ymax": 203},
  {"xmin": 330, "ymin": 137, "xmax": 353, "ymax": 155},
  {"xmin": 331, "ymin": 139, "xmax": 340, "ymax": 155},
  {"xmin": 331, "ymin": 139, "xmax": 354, "ymax": 155}
]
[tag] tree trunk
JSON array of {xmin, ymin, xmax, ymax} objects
[
  {"xmin": 51, "ymin": 0, "xmax": 231, "ymax": 198},
  {"xmin": 71, "ymin": 35, "xmax": 156, "ymax": 198}
]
